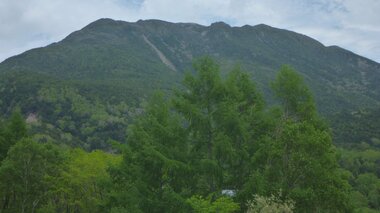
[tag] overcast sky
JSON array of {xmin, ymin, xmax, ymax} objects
[{"xmin": 1, "ymin": 0, "xmax": 379, "ymax": 63}]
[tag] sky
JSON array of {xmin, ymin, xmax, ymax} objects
[{"xmin": 0, "ymin": 0, "xmax": 379, "ymax": 63}]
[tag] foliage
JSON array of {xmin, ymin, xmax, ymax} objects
[
  {"xmin": 187, "ymin": 195, "xmax": 240, "ymax": 213},
  {"xmin": 42, "ymin": 149, "xmax": 121, "ymax": 212},
  {"xmin": 331, "ymin": 107, "xmax": 380, "ymax": 147},
  {"xmin": 108, "ymin": 57, "xmax": 352, "ymax": 212},
  {"xmin": 35, "ymin": 86, "xmax": 131, "ymax": 150},
  {"xmin": 270, "ymin": 65, "xmax": 316, "ymax": 121},
  {"xmin": 238, "ymin": 66, "xmax": 352, "ymax": 212},
  {"xmin": 339, "ymin": 147, "xmax": 380, "ymax": 211},
  {"xmin": 107, "ymin": 92, "xmax": 191, "ymax": 212},
  {"xmin": 0, "ymin": 110, "xmax": 27, "ymax": 161},
  {"xmin": 246, "ymin": 194, "xmax": 295, "ymax": 213},
  {"xmin": 175, "ymin": 57, "xmax": 265, "ymax": 196},
  {"xmin": 2, "ymin": 56, "xmax": 378, "ymax": 212},
  {"xmin": 0, "ymin": 139, "xmax": 65, "ymax": 212},
  {"xmin": 0, "ymin": 112, "xmax": 121, "ymax": 212}
]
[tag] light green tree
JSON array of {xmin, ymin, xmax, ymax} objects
[
  {"xmin": 246, "ymin": 194, "xmax": 294, "ymax": 213},
  {"xmin": 40, "ymin": 149, "xmax": 121, "ymax": 212},
  {"xmin": 187, "ymin": 195, "xmax": 240, "ymax": 213},
  {"xmin": 0, "ymin": 139, "xmax": 65, "ymax": 212},
  {"xmin": 0, "ymin": 110, "xmax": 27, "ymax": 162},
  {"xmin": 271, "ymin": 65, "xmax": 316, "ymax": 122}
]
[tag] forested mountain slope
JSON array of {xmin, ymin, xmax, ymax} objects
[{"xmin": 0, "ymin": 18, "xmax": 379, "ymax": 148}]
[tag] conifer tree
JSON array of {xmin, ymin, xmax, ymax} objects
[
  {"xmin": 251, "ymin": 66, "xmax": 352, "ymax": 212},
  {"xmin": 108, "ymin": 93, "xmax": 191, "ymax": 212}
]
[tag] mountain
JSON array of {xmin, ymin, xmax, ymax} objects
[{"xmin": 0, "ymin": 18, "xmax": 379, "ymax": 149}]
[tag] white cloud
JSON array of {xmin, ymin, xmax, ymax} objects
[{"xmin": 0, "ymin": 0, "xmax": 379, "ymax": 62}]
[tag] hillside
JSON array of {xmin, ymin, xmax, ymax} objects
[{"xmin": 0, "ymin": 18, "xmax": 379, "ymax": 148}]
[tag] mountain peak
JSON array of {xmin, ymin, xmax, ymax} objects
[
  {"xmin": 85, "ymin": 18, "xmax": 119, "ymax": 29},
  {"xmin": 210, "ymin": 21, "xmax": 230, "ymax": 28},
  {"xmin": 253, "ymin": 23, "xmax": 273, "ymax": 29},
  {"xmin": 136, "ymin": 19, "xmax": 175, "ymax": 26}
]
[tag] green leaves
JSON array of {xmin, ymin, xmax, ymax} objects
[
  {"xmin": 36, "ymin": 86, "xmax": 130, "ymax": 150},
  {"xmin": 0, "ymin": 57, "xmax": 359, "ymax": 212},
  {"xmin": 246, "ymin": 194, "xmax": 295, "ymax": 213},
  {"xmin": 187, "ymin": 195, "xmax": 239, "ymax": 213},
  {"xmin": 49, "ymin": 149, "xmax": 120, "ymax": 212},
  {"xmin": 0, "ymin": 139, "xmax": 65, "ymax": 212},
  {"xmin": 106, "ymin": 58, "xmax": 355, "ymax": 212},
  {"xmin": 271, "ymin": 65, "xmax": 317, "ymax": 122},
  {"xmin": 0, "ymin": 110, "xmax": 27, "ymax": 162},
  {"xmin": 339, "ymin": 146, "xmax": 380, "ymax": 211},
  {"xmin": 248, "ymin": 67, "xmax": 353, "ymax": 212},
  {"xmin": 108, "ymin": 92, "xmax": 191, "ymax": 212},
  {"xmin": 108, "ymin": 57, "xmax": 269, "ymax": 211}
]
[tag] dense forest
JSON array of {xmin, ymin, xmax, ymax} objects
[{"xmin": 0, "ymin": 57, "xmax": 379, "ymax": 212}]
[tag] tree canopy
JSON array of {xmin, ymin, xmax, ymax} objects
[
  {"xmin": 107, "ymin": 58, "xmax": 352, "ymax": 212},
  {"xmin": 1, "ymin": 57, "xmax": 375, "ymax": 212}
]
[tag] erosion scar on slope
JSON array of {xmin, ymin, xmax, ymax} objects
[{"xmin": 142, "ymin": 35, "xmax": 177, "ymax": 71}]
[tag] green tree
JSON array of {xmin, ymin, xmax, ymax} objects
[
  {"xmin": 0, "ymin": 139, "xmax": 65, "ymax": 212},
  {"xmin": 108, "ymin": 59, "xmax": 353, "ymax": 212},
  {"xmin": 246, "ymin": 194, "xmax": 295, "ymax": 213},
  {"xmin": 37, "ymin": 149, "xmax": 120, "ymax": 213},
  {"xmin": 355, "ymin": 173, "xmax": 380, "ymax": 210},
  {"xmin": 250, "ymin": 66, "xmax": 352, "ymax": 212},
  {"xmin": 187, "ymin": 195, "xmax": 239, "ymax": 213},
  {"xmin": 0, "ymin": 110, "xmax": 27, "ymax": 162},
  {"xmin": 108, "ymin": 93, "xmax": 191, "ymax": 212},
  {"xmin": 109, "ymin": 58, "xmax": 265, "ymax": 211},
  {"xmin": 338, "ymin": 147, "xmax": 380, "ymax": 211},
  {"xmin": 174, "ymin": 58, "xmax": 264, "ymax": 196},
  {"xmin": 271, "ymin": 65, "xmax": 316, "ymax": 122}
]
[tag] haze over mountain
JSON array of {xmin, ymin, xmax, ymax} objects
[{"xmin": 0, "ymin": 18, "xmax": 379, "ymax": 148}]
